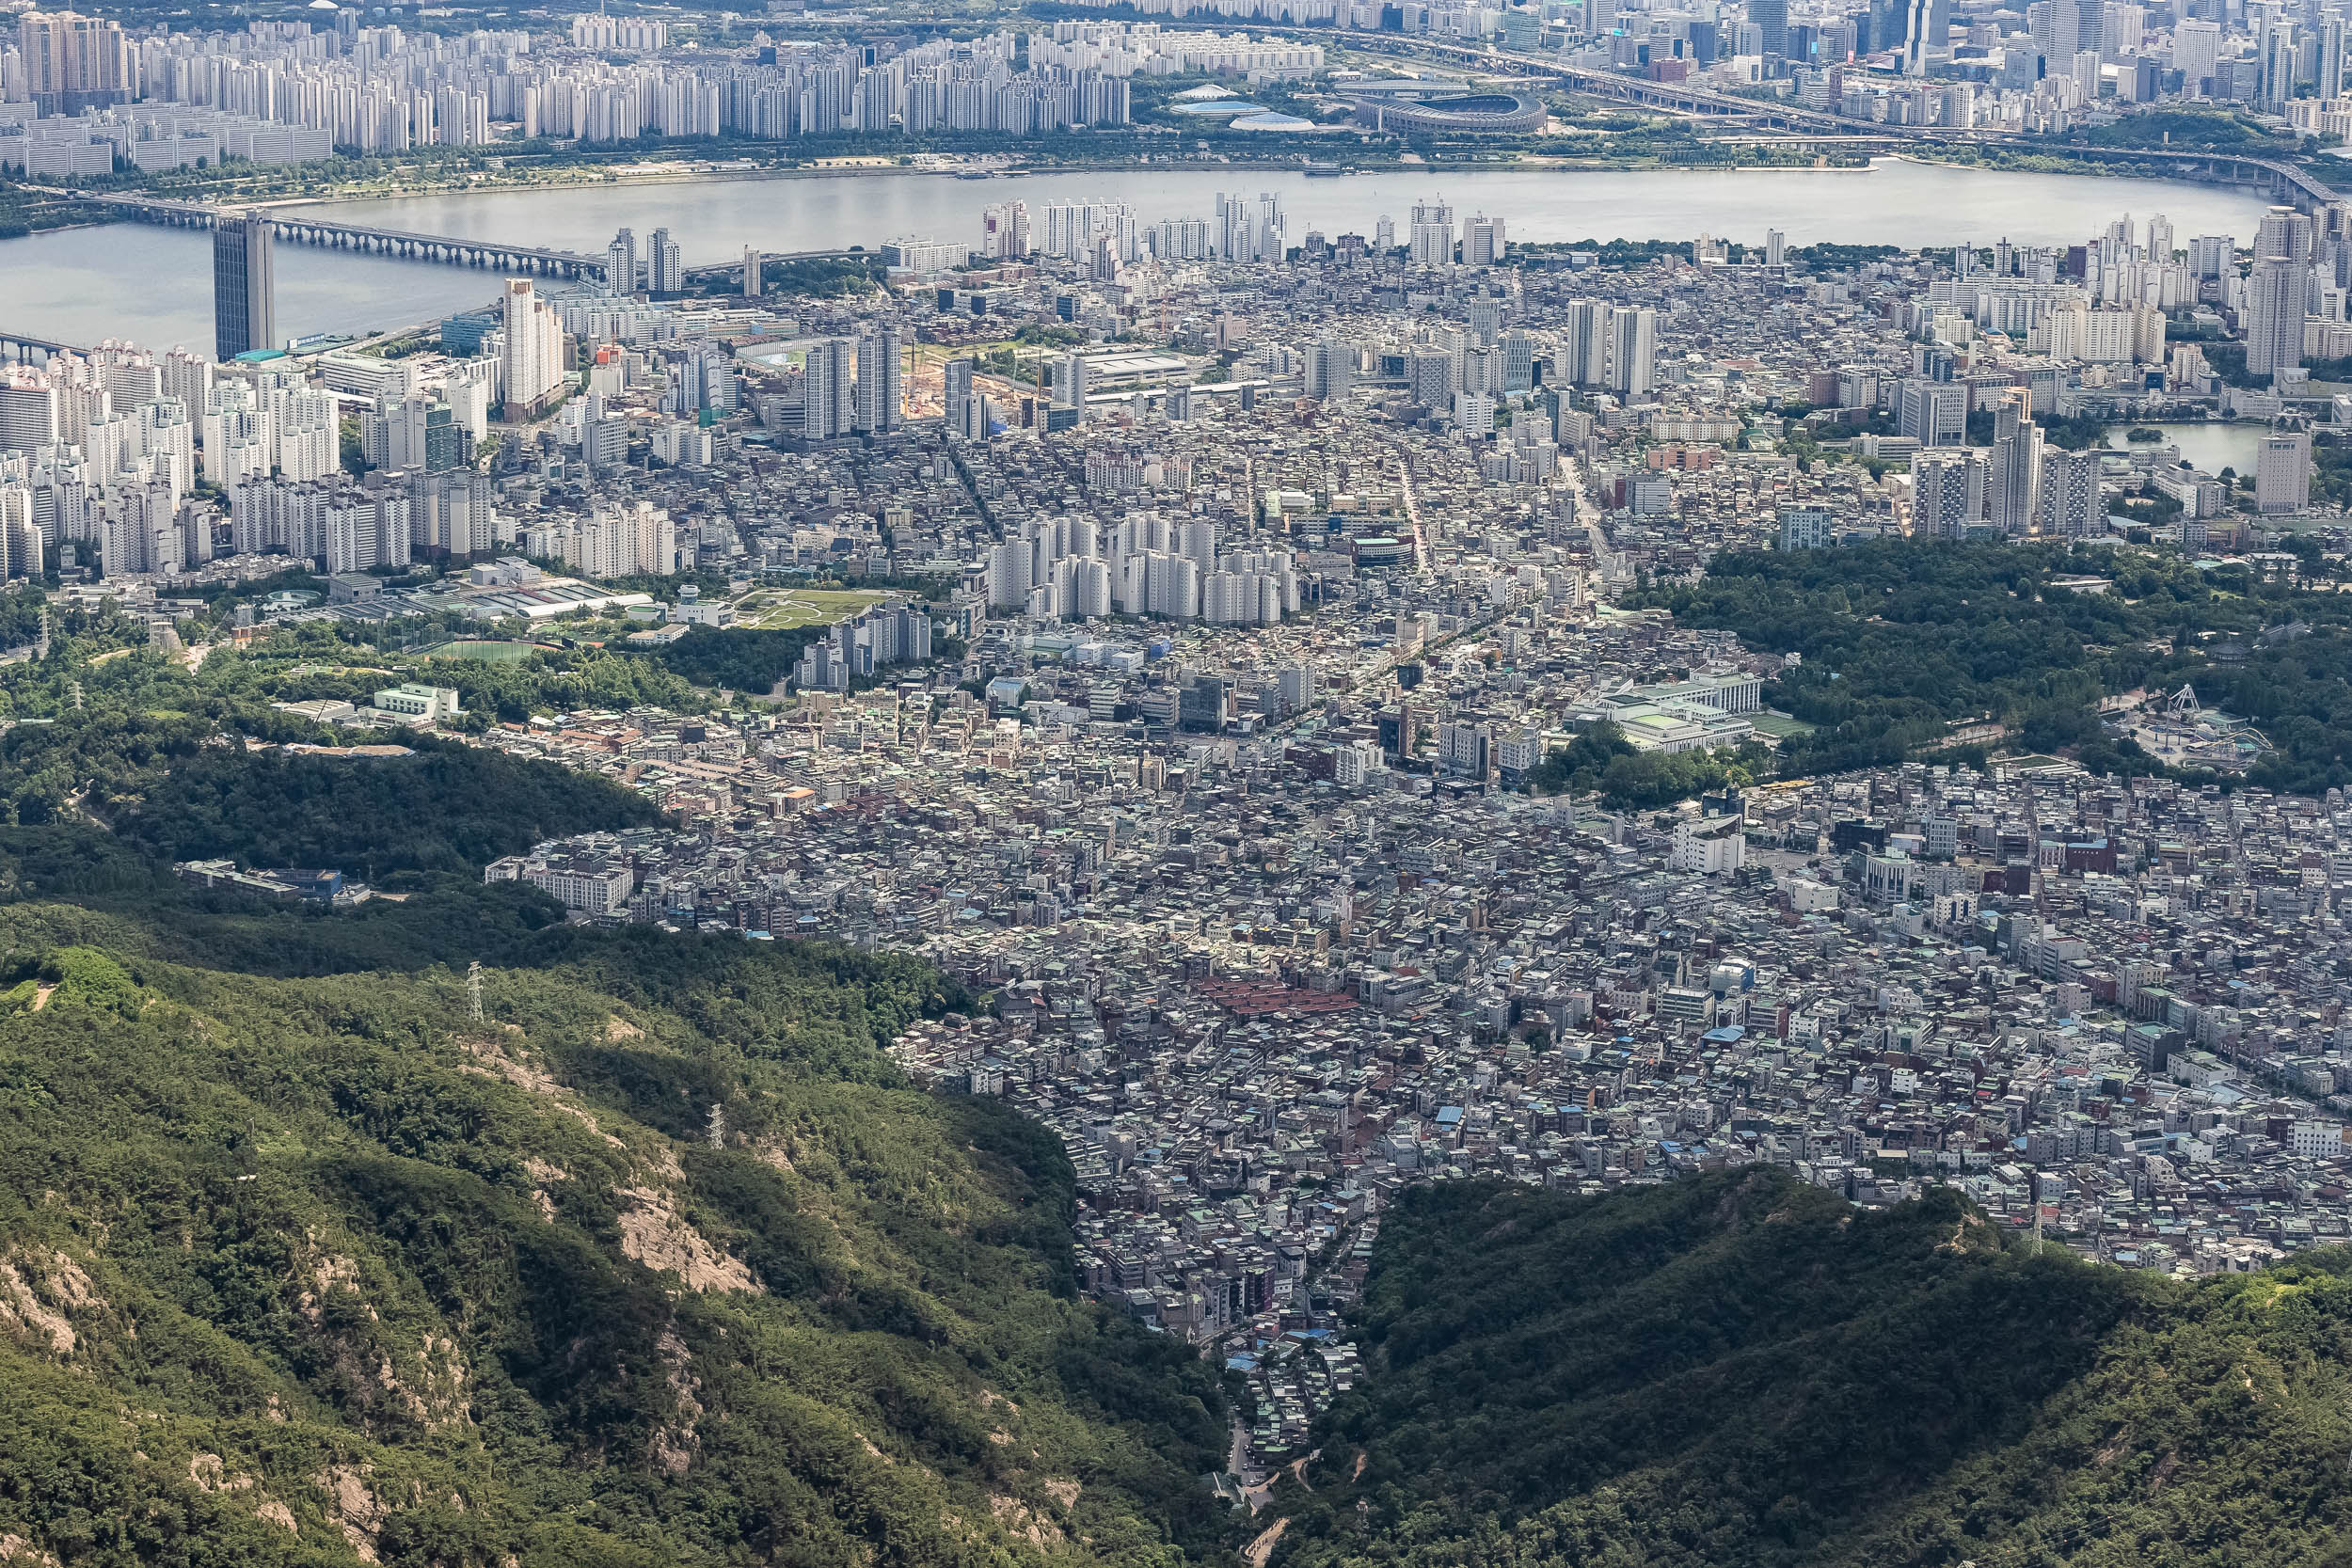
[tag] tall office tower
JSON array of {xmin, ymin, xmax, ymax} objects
[
  {"xmin": 212, "ymin": 211, "xmax": 277, "ymax": 362},
  {"xmin": 2027, "ymin": 0, "xmax": 2077, "ymax": 67},
  {"xmin": 2172, "ymin": 18, "xmax": 2219, "ymax": 87},
  {"xmin": 943, "ymin": 356, "xmax": 974, "ymax": 434},
  {"xmin": 1765, "ymin": 228, "xmax": 1786, "ymax": 266},
  {"xmin": 802, "ymin": 338, "xmax": 852, "ymax": 440},
  {"xmin": 2070, "ymin": 0, "xmax": 2103, "ymax": 55},
  {"xmin": 18, "ymin": 9, "xmax": 128, "ymax": 115},
  {"xmin": 1749, "ymin": 0, "xmax": 1788, "ymax": 57},
  {"xmin": 2258, "ymin": 22, "xmax": 2296, "ymax": 112},
  {"xmin": 1057, "ymin": 350, "xmax": 1089, "ymax": 409},
  {"xmin": 1468, "ymin": 298, "xmax": 1504, "ymax": 347},
  {"xmin": 1407, "ymin": 349, "xmax": 1454, "ymax": 409},
  {"xmin": 2036, "ymin": 447, "xmax": 2103, "ymax": 535},
  {"xmin": 1463, "ymin": 214, "xmax": 1505, "ymax": 266},
  {"xmin": 1898, "ymin": 378, "xmax": 1966, "ymax": 446},
  {"xmin": 1901, "ymin": 0, "xmax": 1932, "ymax": 72},
  {"xmin": 2071, "ymin": 46, "xmax": 2102, "ymax": 95},
  {"xmin": 2256, "ymin": 431, "xmax": 2313, "ymax": 514},
  {"xmin": 853, "ymin": 327, "xmax": 901, "ymax": 434},
  {"xmin": 1861, "ymin": 0, "xmax": 1904, "ymax": 55},
  {"xmin": 1501, "ymin": 328, "xmax": 1534, "ymax": 392},
  {"xmin": 1305, "ymin": 340, "xmax": 1354, "ymax": 401},
  {"xmin": 1986, "ymin": 393, "xmax": 2042, "ymax": 536},
  {"xmin": 1374, "ymin": 214, "xmax": 1396, "ymax": 251},
  {"xmin": 2326, "ymin": 16, "xmax": 2347, "ymax": 101},
  {"xmin": 741, "ymin": 246, "xmax": 762, "ymax": 299},
  {"xmin": 1926, "ymin": 0, "xmax": 1955, "ymax": 49},
  {"xmin": 2246, "ymin": 254, "xmax": 2306, "ymax": 380},
  {"xmin": 606, "ymin": 228, "xmax": 639, "ymax": 292},
  {"xmin": 1565, "ymin": 300, "xmax": 1609, "ymax": 387},
  {"xmin": 499, "ymin": 278, "xmax": 565, "ymax": 421},
  {"xmin": 1604, "ymin": 306, "xmax": 1657, "ymax": 396},
  {"xmin": 648, "ymin": 228, "xmax": 683, "ymax": 294}
]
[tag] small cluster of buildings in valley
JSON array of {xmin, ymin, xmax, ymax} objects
[
  {"xmin": 479, "ymin": 646, "xmax": 2352, "ymax": 1468},
  {"xmin": 454, "ymin": 490, "xmax": 2352, "ymax": 1474}
]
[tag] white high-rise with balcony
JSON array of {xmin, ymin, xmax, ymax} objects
[{"xmin": 500, "ymin": 279, "xmax": 565, "ymax": 421}]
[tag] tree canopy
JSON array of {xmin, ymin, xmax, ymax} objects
[{"xmin": 1266, "ymin": 1171, "xmax": 2352, "ymax": 1568}]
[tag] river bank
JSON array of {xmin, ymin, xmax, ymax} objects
[
  {"xmin": 256, "ymin": 150, "xmax": 1881, "ymax": 212},
  {"xmin": 297, "ymin": 159, "xmax": 2277, "ymax": 263},
  {"xmin": 21, "ymin": 133, "xmax": 2164, "ymax": 219},
  {"xmin": 1, "ymin": 158, "xmax": 2282, "ymax": 352},
  {"xmin": 15, "ymin": 131, "xmax": 2277, "ymax": 222}
]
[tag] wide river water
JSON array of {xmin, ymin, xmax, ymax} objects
[{"xmin": 0, "ymin": 158, "xmax": 2280, "ymax": 355}]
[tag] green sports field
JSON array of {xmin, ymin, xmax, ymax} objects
[{"xmin": 733, "ymin": 589, "xmax": 895, "ymax": 631}]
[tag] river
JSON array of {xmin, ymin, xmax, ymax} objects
[{"xmin": 0, "ymin": 158, "xmax": 2280, "ymax": 354}]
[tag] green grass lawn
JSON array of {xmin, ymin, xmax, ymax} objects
[
  {"xmin": 735, "ymin": 589, "xmax": 894, "ymax": 630},
  {"xmin": 1749, "ymin": 710, "xmax": 1817, "ymax": 739}
]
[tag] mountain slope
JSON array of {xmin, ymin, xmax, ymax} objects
[
  {"xmin": 1264, "ymin": 1171, "xmax": 2352, "ymax": 1568},
  {"xmin": 0, "ymin": 909, "xmax": 1229, "ymax": 1568}
]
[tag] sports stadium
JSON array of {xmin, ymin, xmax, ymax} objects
[{"xmin": 1342, "ymin": 84, "xmax": 1549, "ymax": 133}]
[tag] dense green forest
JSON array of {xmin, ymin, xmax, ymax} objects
[
  {"xmin": 1633, "ymin": 539, "xmax": 2352, "ymax": 791},
  {"xmin": 1265, "ymin": 1171, "xmax": 2352, "ymax": 1568},
  {"xmin": 106, "ymin": 740, "xmax": 662, "ymax": 878},
  {"xmin": 1520, "ymin": 720, "xmax": 1772, "ymax": 810},
  {"xmin": 0, "ymin": 900, "xmax": 1231, "ymax": 1568},
  {"xmin": 649, "ymin": 626, "xmax": 828, "ymax": 697},
  {"xmin": 0, "ymin": 659, "xmax": 1233, "ymax": 1568},
  {"xmin": 0, "ymin": 711, "xmax": 660, "ymax": 880}
]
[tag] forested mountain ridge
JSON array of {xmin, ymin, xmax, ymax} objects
[
  {"xmin": 0, "ymin": 905, "xmax": 1230, "ymax": 1568},
  {"xmin": 1263, "ymin": 1171, "xmax": 2352, "ymax": 1568}
]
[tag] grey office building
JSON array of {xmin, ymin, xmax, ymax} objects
[{"xmin": 213, "ymin": 211, "xmax": 277, "ymax": 361}]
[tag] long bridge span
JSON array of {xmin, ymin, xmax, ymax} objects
[
  {"xmin": 72, "ymin": 193, "xmax": 609, "ymax": 279},
  {"xmin": 0, "ymin": 326, "xmax": 88, "ymax": 362},
  {"xmin": 73, "ymin": 194, "xmax": 895, "ymax": 285}
]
